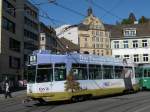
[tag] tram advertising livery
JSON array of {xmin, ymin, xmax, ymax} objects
[{"xmin": 26, "ymin": 50, "xmax": 139, "ymax": 103}]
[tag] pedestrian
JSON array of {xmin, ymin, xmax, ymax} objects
[{"xmin": 4, "ymin": 77, "xmax": 12, "ymax": 99}]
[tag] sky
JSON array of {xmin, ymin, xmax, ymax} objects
[{"xmin": 30, "ymin": 0, "xmax": 150, "ymax": 27}]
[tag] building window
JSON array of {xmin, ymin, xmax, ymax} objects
[
  {"xmin": 9, "ymin": 56, "xmax": 20, "ymax": 69},
  {"xmin": 123, "ymin": 40, "xmax": 128, "ymax": 48},
  {"xmin": 84, "ymin": 43, "xmax": 88, "ymax": 47},
  {"xmin": 124, "ymin": 28, "xmax": 136, "ymax": 37},
  {"xmin": 133, "ymin": 40, "xmax": 138, "ymax": 48},
  {"xmin": 124, "ymin": 55, "xmax": 129, "ymax": 59},
  {"xmin": 41, "ymin": 37, "xmax": 45, "ymax": 41},
  {"xmin": 100, "ymin": 32, "xmax": 103, "ymax": 36},
  {"xmin": 106, "ymin": 50, "xmax": 109, "ymax": 55},
  {"xmin": 96, "ymin": 31, "xmax": 99, "ymax": 35},
  {"xmin": 9, "ymin": 38, "xmax": 20, "ymax": 52},
  {"xmin": 24, "ymin": 17, "xmax": 38, "ymax": 30},
  {"xmin": 134, "ymin": 54, "xmax": 139, "ymax": 62},
  {"xmin": 2, "ymin": 17, "xmax": 15, "ymax": 33},
  {"xmin": 115, "ymin": 55, "xmax": 120, "ymax": 58},
  {"xmin": 143, "ymin": 54, "xmax": 148, "ymax": 62},
  {"xmin": 92, "ymin": 37, "xmax": 95, "ymax": 41},
  {"xmin": 142, "ymin": 40, "xmax": 148, "ymax": 47},
  {"xmin": 101, "ymin": 50, "xmax": 103, "ymax": 56},
  {"xmin": 92, "ymin": 44, "xmax": 95, "ymax": 48},
  {"xmin": 114, "ymin": 41, "xmax": 119, "ymax": 48},
  {"xmin": 24, "ymin": 29, "xmax": 38, "ymax": 41},
  {"xmin": 84, "ymin": 38, "xmax": 87, "ymax": 41},
  {"xmin": 3, "ymin": 0, "xmax": 16, "ymax": 17},
  {"xmin": 93, "ymin": 50, "xmax": 95, "ymax": 54},
  {"xmin": 96, "ymin": 37, "xmax": 99, "ymax": 42},
  {"xmin": 92, "ymin": 31, "xmax": 95, "ymax": 36},
  {"xmin": 24, "ymin": 42, "xmax": 38, "ymax": 51},
  {"xmin": 24, "ymin": 5, "xmax": 38, "ymax": 19},
  {"xmin": 96, "ymin": 44, "xmax": 99, "ymax": 48}
]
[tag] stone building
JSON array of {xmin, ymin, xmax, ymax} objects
[{"xmin": 78, "ymin": 8, "xmax": 111, "ymax": 56}]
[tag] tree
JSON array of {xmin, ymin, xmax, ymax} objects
[
  {"xmin": 64, "ymin": 71, "xmax": 81, "ymax": 92},
  {"xmin": 128, "ymin": 12, "xmax": 136, "ymax": 23},
  {"xmin": 139, "ymin": 16, "xmax": 149, "ymax": 24},
  {"xmin": 120, "ymin": 12, "xmax": 136, "ymax": 25}
]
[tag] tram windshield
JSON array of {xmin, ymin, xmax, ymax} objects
[
  {"xmin": 36, "ymin": 64, "xmax": 53, "ymax": 83},
  {"xmin": 27, "ymin": 66, "xmax": 36, "ymax": 83}
]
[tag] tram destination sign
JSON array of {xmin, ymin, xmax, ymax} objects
[{"xmin": 29, "ymin": 55, "xmax": 37, "ymax": 64}]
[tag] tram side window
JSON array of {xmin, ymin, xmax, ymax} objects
[
  {"xmin": 135, "ymin": 67, "xmax": 142, "ymax": 78},
  {"xmin": 36, "ymin": 64, "xmax": 53, "ymax": 83},
  {"xmin": 148, "ymin": 69, "xmax": 150, "ymax": 77},
  {"xmin": 89, "ymin": 65, "xmax": 102, "ymax": 79},
  {"xmin": 115, "ymin": 66, "xmax": 123, "ymax": 79},
  {"xmin": 143, "ymin": 69, "xmax": 150, "ymax": 77},
  {"xmin": 27, "ymin": 66, "xmax": 36, "ymax": 83},
  {"xmin": 103, "ymin": 65, "xmax": 114, "ymax": 79},
  {"xmin": 54, "ymin": 63, "xmax": 66, "ymax": 81},
  {"xmin": 144, "ymin": 69, "xmax": 147, "ymax": 77},
  {"xmin": 72, "ymin": 64, "xmax": 88, "ymax": 80}
]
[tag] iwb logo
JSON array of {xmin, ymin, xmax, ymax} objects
[{"xmin": 39, "ymin": 87, "xmax": 49, "ymax": 92}]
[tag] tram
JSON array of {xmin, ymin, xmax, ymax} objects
[
  {"xmin": 136, "ymin": 65, "xmax": 150, "ymax": 90},
  {"xmin": 27, "ymin": 50, "xmax": 139, "ymax": 102}
]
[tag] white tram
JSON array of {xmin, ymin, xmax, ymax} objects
[{"xmin": 27, "ymin": 51, "xmax": 139, "ymax": 102}]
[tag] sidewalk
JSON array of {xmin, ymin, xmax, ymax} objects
[{"xmin": 0, "ymin": 90, "xmax": 26, "ymax": 99}]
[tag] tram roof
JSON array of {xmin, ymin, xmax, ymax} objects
[{"xmin": 29, "ymin": 50, "xmax": 134, "ymax": 66}]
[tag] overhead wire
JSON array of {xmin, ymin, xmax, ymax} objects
[
  {"xmin": 51, "ymin": 2, "xmax": 86, "ymax": 17},
  {"xmin": 30, "ymin": 0, "xmax": 58, "ymax": 26},
  {"xmin": 85, "ymin": 0, "xmax": 123, "ymax": 20},
  {"xmin": 102, "ymin": 0, "xmax": 123, "ymax": 18}
]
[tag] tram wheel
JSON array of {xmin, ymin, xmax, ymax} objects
[
  {"xmin": 38, "ymin": 99, "xmax": 47, "ymax": 105},
  {"xmin": 71, "ymin": 96, "xmax": 78, "ymax": 103}
]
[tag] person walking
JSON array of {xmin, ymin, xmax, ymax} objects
[{"xmin": 4, "ymin": 77, "xmax": 12, "ymax": 99}]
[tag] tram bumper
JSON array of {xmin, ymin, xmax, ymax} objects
[{"xmin": 27, "ymin": 92, "xmax": 71, "ymax": 102}]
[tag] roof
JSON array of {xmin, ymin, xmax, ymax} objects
[
  {"xmin": 104, "ymin": 23, "xmax": 150, "ymax": 39},
  {"xmin": 57, "ymin": 37, "xmax": 80, "ymax": 52},
  {"xmin": 78, "ymin": 23, "xmax": 90, "ymax": 31}
]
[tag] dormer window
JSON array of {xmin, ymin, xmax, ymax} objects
[{"xmin": 124, "ymin": 28, "xmax": 136, "ymax": 37}]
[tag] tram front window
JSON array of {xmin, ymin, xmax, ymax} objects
[
  {"xmin": 27, "ymin": 66, "xmax": 36, "ymax": 83},
  {"xmin": 36, "ymin": 64, "xmax": 53, "ymax": 83}
]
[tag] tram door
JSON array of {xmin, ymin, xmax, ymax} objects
[
  {"xmin": 36, "ymin": 64, "xmax": 53, "ymax": 92},
  {"xmin": 123, "ymin": 67, "xmax": 133, "ymax": 91}
]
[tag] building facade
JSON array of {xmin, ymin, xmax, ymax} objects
[
  {"xmin": 108, "ymin": 23, "xmax": 150, "ymax": 65},
  {"xmin": 78, "ymin": 8, "xmax": 111, "ymax": 56},
  {"xmin": 55, "ymin": 8, "xmax": 112, "ymax": 56},
  {"xmin": 0, "ymin": 0, "xmax": 39, "ymax": 84},
  {"xmin": 39, "ymin": 22, "xmax": 57, "ymax": 52}
]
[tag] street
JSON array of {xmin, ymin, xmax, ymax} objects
[{"xmin": 0, "ymin": 91, "xmax": 150, "ymax": 112}]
